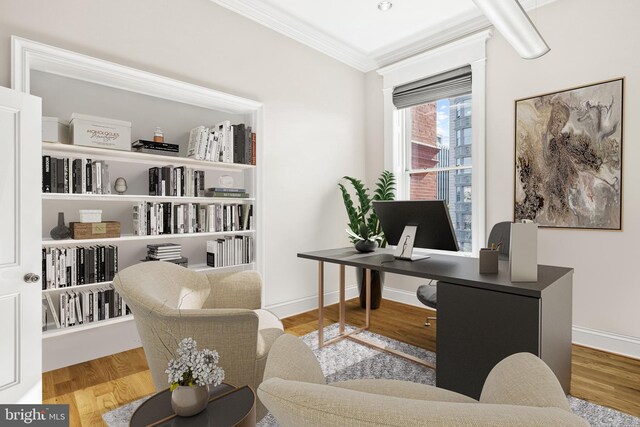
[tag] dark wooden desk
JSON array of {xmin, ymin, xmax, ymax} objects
[
  {"xmin": 298, "ymin": 247, "xmax": 573, "ymax": 399},
  {"xmin": 130, "ymin": 383, "xmax": 256, "ymax": 427}
]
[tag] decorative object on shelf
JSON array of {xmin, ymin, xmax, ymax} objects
[
  {"xmin": 42, "ymin": 116, "xmax": 69, "ymax": 143},
  {"xmin": 339, "ymin": 170, "xmax": 396, "ymax": 309},
  {"xmin": 79, "ymin": 209, "xmax": 102, "ymax": 223},
  {"xmin": 514, "ymin": 78, "xmax": 623, "ymax": 230},
  {"xmin": 154, "ymin": 126, "xmax": 164, "ymax": 143},
  {"xmin": 70, "ymin": 221, "xmax": 121, "ymax": 240},
  {"xmin": 218, "ymin": 175, "xmax": 234, "ymax": 188},
  {"xmin": 50, "ymin": 212, "xmax": 71, "ymax": 240},
  {"xmin": 69, "ymin": 113, "xmax": 132, "ymax": 151},
  {"xmin": 114, "ymin": 177, "xmax": 127, "ymax": 194},
  {"xmin": 167, "ymin": 337, "xmax": 225, "ymax": 417}
]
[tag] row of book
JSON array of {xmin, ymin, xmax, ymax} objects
[
  {"xmin": 133, "ymin": 202, "xmax": 253, "ymax": 236},
  {"xmin": 187, "ymin": 121, "xmax": 256, "ymax": 165},
  {"xmin": 43, "ymin": 285, "xmax": 129, "ymax": 329},
  {"xmin": 42, "ymin": 246, "xmax": 119, "ymax": 290},
  {"xmin": 42, "ymin": 156, "xmax": 111, "ymax": 194},
  {"xmin": 206, "ymin": 236, "xmax": 254, "ymax": 268},
  {"xmin": 149, "ymin": 165, "xmax": 206, "ymax": 197}
]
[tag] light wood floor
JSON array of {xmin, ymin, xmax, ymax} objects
[{"xmin": 43, "ymin": 298, "xmax": 640, "ymax": 426}]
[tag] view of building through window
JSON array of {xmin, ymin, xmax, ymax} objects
[{"xmin": 406, "ymin": 94, "xmax": 472, "ymax": 252}]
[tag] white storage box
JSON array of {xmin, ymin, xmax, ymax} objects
[
  {"xmin": 69, "ymin": 113, "xmax": 131, "ymax": 151},
  {"xmin": 42, "ymin": 117, "xmax": 69, "ymax": 143},
  {"xmin": 79, "ymin": 209, "xmax": 103, "ymax": 223}
]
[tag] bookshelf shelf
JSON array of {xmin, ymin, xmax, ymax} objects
[
  {"xmin": 42, "ymin": 281, "xmax": 114, "ymax": 293},
  {"xmin": 42, "ymin": 193, "xmax": 255, "ymax": 203},
  {"xmin": 42, "ymin": 142, "xmax": 256, "ymax": 171},
  {"xmin": 42, "ymin": 314, "xmax": 134, "ymax": 338},
  {"xmin": 42, "ymin": 230, "xmax": 255, "ymax": 246},
  {"xmin": 190, "ymin": 262, "xmax": 256, "ymax": 273}
]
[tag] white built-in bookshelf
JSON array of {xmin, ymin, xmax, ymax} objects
[{"xmin": 14, "ymin": 37, "xmax": 263, "ymax": 371}]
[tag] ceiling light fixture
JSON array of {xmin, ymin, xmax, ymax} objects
[
  {"xmin": 378, "ymin": 1, "xmax": 393, "ymax": 12},
  {"xmin": 472, "ymin": 0, "xmax": 550, "ymax": 59}
]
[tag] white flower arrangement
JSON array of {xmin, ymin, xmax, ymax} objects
[{"xmin": 165, "ymin": 337, "xmax": 225, "ymax": 391}]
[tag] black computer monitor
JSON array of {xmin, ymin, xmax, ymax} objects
[{"xmin": 373, "ymin": 200, "xmax": 459, "ymax": 261}]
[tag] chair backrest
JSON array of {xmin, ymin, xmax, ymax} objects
[
  {"xmin": 114, "ymin": 261, "xmax": 210, "ymax": 312},
  {"xmin": 488, "ymin": 221, "xmax": 511, "ymax": 260}
]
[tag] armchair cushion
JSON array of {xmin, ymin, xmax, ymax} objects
[
  {"xmin": 480, "ymin": 352, "xmax": 571, "ymax": 412},
  {"xmin": 263, "ymin": 334, "xmax": 326, "ymax": 385},
  {"xmin": 256, "ymin": 309, "xmax": 285, "ymax": 360},
  {"xmin": 259, "ymin": 378, "xmax": 588, "ymax": 427},
  {"xmin": 332, "ymin": 379, "xmax": 476, "ymax": 403},
  {"xmin": 204, "ymin": 270, "xmax": 262, "ymax": 309}
]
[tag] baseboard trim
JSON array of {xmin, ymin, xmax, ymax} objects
[
  {"xmin": 572, "ymin": 326, "xmax": 640, "ymax": 359},
  {"xmin": 382, "ymin": 286, "xmax": 424, "ymax": 308},
  {"xmin": 266, "ymin": 286, "xmax": 359, "ymax": 319},
  {"xmin": 382, "ymin": 285, "xmax": 640, "ymax": 359}
]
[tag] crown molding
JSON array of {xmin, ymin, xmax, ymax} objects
[
  {"xmin": 209, "ymin": 0, "xmax": 377, "ymax": 72},
  {"xmin": 210, "ymin": 0, "xmax": 559, "ymax": 73}
]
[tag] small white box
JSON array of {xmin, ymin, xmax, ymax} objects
[
  {"xmin": 69, "ymin": 113, "xmax": 131, "ymax": 151},
  {"xmin": 509, "ymin": 221, "xmax": 538, "ymax": 282},
  {"xmin": 79, "ymin": 209, "xmax": 102, "ymax": 223},
  {"xmin": 42, "ymin": 117, "xmax": 69, "ymax": 143}
]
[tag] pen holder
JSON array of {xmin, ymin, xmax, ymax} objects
[{"xmin": 479, "ymin": 249, "xmax": 499, "ymax": 274}]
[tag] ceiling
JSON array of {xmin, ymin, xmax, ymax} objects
[{"xmin": 210, "ymin": 0, "xmax": 556, "ymax": 72}]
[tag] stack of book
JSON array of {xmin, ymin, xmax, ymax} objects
[
  {"xmin": 205, "ymin": 187, "xmax": 249, "ymax": 198},
  {"xmin": 144, "ymin": 243, "xmax": 188, "ymax": 267},
  {"xmin": 132, "ymin": 140, "xmax": 179, "ymax": 157},
  {"xmin": 187, "ymin": 121, "xmax": 255, "ymax": 165}
]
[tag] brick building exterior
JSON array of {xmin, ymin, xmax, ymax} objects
[{"xmin": 409, "ymin": 103, "xmax": 441, "ymax": 200}]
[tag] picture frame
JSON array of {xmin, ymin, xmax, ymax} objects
[{"xmin": 513, "ymin": 78, "xmax": 624, "ymax": 230}]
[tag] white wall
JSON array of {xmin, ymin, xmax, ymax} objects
[
  {"xmin": 0, "ymin": 0, "xmax": 366, "ymax": 313},
  {"xmin": 364, "ymin": 0, "xmax": 640, "ymax": 355},
  {"xmin": 486, "ymin": 0, "xmax": 640, "ymax": 346}
]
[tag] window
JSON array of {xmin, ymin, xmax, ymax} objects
[
  {"xmin": 378, "ymin": 30, "xmax": 490, "ymax": 254},
  {"xmin": 402, "ymin": 94, "xmax": 473, "ymax": 252}
]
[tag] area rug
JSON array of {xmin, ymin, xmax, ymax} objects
[{"xmin": 103, "ymin": 324, "xmax": 640, "ymax": 427}]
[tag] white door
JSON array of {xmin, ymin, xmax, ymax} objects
[{"xmin": 0, "ymin": 86, "xmax": 42, "ymax": 403}]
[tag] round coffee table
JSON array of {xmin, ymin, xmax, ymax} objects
[{"xmin": 130, "ymin": 383, "xmax": 256, "ymax": 427}]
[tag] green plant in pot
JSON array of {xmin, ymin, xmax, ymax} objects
[{"xmin": 339, "ymin": 170, "xmax": 395, "ymax": 309}]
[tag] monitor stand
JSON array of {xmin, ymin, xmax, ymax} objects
[{"xmin": 393, "ymin": 225, "xmax": 431, "ymax": 261}]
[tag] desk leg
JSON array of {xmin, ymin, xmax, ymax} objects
[
  {"xmin": 339, "ymin": 264, "xmax": 345, "ymax": 334},
  {"xmin": 318, "ymin": 261, "xmax": 324, "ymax": 348},
  {"xmin": 365, "ymin": 268, "xmax": 371, "ymax": 329}
]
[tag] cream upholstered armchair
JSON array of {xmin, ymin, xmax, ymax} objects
[
  {"xmin": 258, "ymin": 334, "xmax": 588, "ymax": 427},
  {"xmin": 113, "ymin": 261, "xmax": 283, "ymax": 419}
]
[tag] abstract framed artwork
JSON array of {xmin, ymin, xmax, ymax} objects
[{"xmin": 514, "ymin": 78, "xmax": 623, "ymax": 230}]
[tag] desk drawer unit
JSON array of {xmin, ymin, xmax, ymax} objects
[{"xmin": 436, "ymin": 275, "xmax": 572, "ymax": 400}]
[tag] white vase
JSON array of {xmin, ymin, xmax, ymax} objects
[{"xmin": 171, "ymin": 385, "xmax": 209, "ymax": 417}]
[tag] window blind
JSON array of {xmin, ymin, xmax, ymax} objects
[{"xmin": 392, "ymin": 65, "xmax": 472, "ymax": 109}]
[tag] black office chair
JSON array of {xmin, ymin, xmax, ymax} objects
[{"xmin": 416, "ymin": 221, "xmax": 511, "ymax": 326}]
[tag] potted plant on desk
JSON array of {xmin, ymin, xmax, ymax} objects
[{"xmin": 338, "ymin": 170, "xmax": 395, "ymax": 309}]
